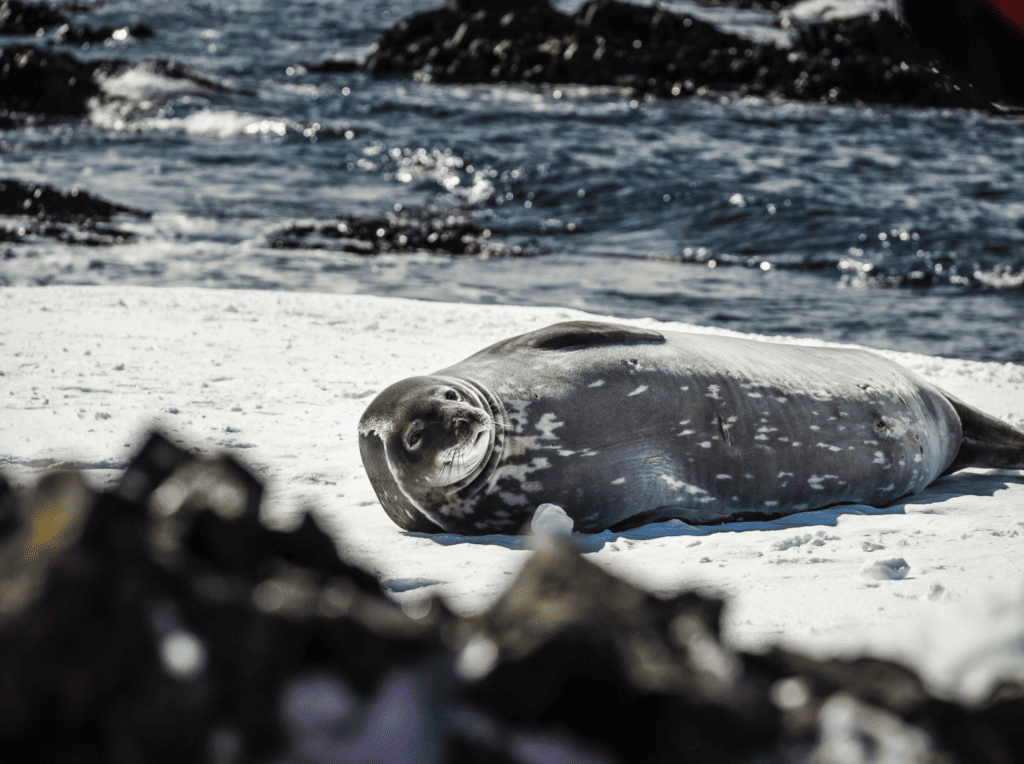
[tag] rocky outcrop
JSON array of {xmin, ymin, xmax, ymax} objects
[
  {"xmin": 363, "ymin": 0, "xmax": 994, "ymax": 109},
  {"xmin": 1, "ymin": 431, "xmax": 1023, "ymax": 762},
  {"xmin": 0, "ymin": 45, "xmax": 253, "ymax": 124},
  {"xmin": 0, "ymin": 46, "xmax": 103, "ymax": 116},
  {"xmin": 267, "ymin": 209, "xmax": 538, "ymax": 258},
  {"xmin": 0, "ymin": 0, "xmax": 65, "ymax": 35},
  {"xmin": 0, "ymin": 0, "xmax": 152, "ymax": 45},
  {"xmin": 900, "ymin": 0, "xmax": 1024, "ymax": 105},
  {"xmin": 0, "ymin": 179, "xmax": 149, "ymax": 252}
]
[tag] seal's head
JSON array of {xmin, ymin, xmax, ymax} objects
[{"xmin": 358, "ymin": 375, "xmax": 503, "ymax": 532}]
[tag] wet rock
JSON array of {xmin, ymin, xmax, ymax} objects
[
  {"xmin": 301, "ymin": 58, "xmax": 362, "ymax": 74},
  {"xmin": 0, "ymin": 178, "xmax": 149, "ymax": 223},
  {"xmin": 365, "ymin": 0, "xmax": 994, "ymax": 109},
  {"xmin": 781, "ymin": 10, "xmax": 991, "ymax": 108},
  {"xmin": 900, "ymin": 0, "xmax": 1024, "ymax": 105},
  {"xmin": 266, "ymin": 209, "xmax": 539, "ymax": 258},
  {"xmin": 0, "ymin": 45, "xmax": 102, "ymax": 116},
  {"xmin": 91, "ymin": 57, "xmax": 256, "ymax": 96},
  {"xmin": 0, "ymin": 0, "xmax": 67, "ymax": 35},
  {"xmin": 53, "ymin": 22, "xmax": 155, "ymax": 46},
  {"xmin": 1, "ymin": 0, "xmax": 154, "ymax": 46},
  {"xmin": 0, "ymin": 178, "xmax": 150, "ymax": 249}
]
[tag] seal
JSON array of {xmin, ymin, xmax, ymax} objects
[{"xmin": 358, "ymin": 321, "xmax": 1024, "ymax": 535}]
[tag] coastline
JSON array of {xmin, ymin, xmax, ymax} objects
[{"xmin": 3, "ymin": 283, "xmax": 1024, "ymax": 699}]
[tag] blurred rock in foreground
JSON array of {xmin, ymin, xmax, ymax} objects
[{"xmin": 1, "ymin": 432, "xmax": 1022, "ymax": 763}]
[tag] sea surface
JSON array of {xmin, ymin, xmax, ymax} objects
[{"xmin": 2, "ymin": 0, "xmax": 1023, "ymax": 362}]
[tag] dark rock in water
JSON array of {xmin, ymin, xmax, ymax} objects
[
  {"xmin": 302, "ymin": 58, "xmax": 362, "ymax": 74},
  {"xmin": 0, "ymin": 45, "xmax": 247, "ymax": 124},
  {"xmin": 782, "ymin": 10, "xmax": 991, "ymax": 109},
  {"xmin": 91, "ymin": 57, "xmax": 256, "ymax": 97},
  {"xmin": 696, "ymin": 0, "xmax": 801, "ymax": 9},
  {"xmin": 0, "ymin": 178, "xmax": 150, "ymax": 250},
  {"xmin": 0, "ymin": 178, "xmax": 150, "ymax": 223},
  {"xmin": 365, "ymin": 0, "xmax": 995, "ymax": 109},
  {"xmin": 0, "ymin": 0, "xmax": 67, "ymax": 35},
  {"xmin": 53, "ymin": 22, "xmax": 155, "ymax": 46},
  {"xmin": 2, "ymin": 431, "xmax": 1024, "ymax": 762},
  {"xmin": 0, "ymin": 45, "xmax": 102, "ymax": 116},
  {"xmin": 900, "ymin": 0, "xmax": 1024, "ymax": 105},
  {"xmin": 267, "ymin": 209, "xmax": 539, "ymax": 258},
  {"xmin": 446, "ymin": 0, "xmax": 551, "ymax": 11},
  {"xmin": 1, "ymin": 0, "xmax": 154, "ymax": 45}
]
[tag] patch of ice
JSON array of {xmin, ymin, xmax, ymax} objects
[
  {"xmin": 860, "ymin": 557, "xmax": 910, "ymax": 580},
  {"xmin": 530, "ymin": 503, "xmax": 574, "ymax": 536}
]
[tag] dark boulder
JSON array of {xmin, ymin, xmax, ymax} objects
[
  {"xmin": 0, "ymin": 178, "xmax": 150, "ymax": 250},
  {"xmin": 781, "ymin": 10, "xmax": 992, "ymax": 108},
  {"xmin": 0, "ymin": 0, "xmax": 66, "ymax": 35},
  {"xmin": 364, "ymin": 0, "xmax": 1001, "ymax": 109},
  {"xmin": 53, "ymin": 22, "xmax": 155, "ymax": 46},
  {"xmin": 266, "ymin": 209, "xmax": 538, "ymax": 258},
  {"xmin": 0, "ymin": 178, "xmax": 150, "ymax": 223},
  {"xmin": 0, "ymin": 45, "xmax": 101, "ymax": 116},
  {"xmin": 900, "ymin": 0, "xmax": 1024, "ymax": 105}
]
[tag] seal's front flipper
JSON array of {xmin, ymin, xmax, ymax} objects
[
  {"xmin": 507, "ymin": 321, "xmax": 666, "ymax": 352},
  {"xmin": 943, "ymin": 393, "xmax": 1024, "ymax": 473}
]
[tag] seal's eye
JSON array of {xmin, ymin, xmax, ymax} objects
[
  {"xmin": 444, "ymin": 390, "xmax": 459, "ymax": 401},
  {"xmin": 404, "ymin": 422, "xmax": 425, "ymax": 452}
]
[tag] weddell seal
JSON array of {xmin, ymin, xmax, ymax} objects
[{"xmin": 358, "ymin": 321, "xmax": 1024, "ymax": 535}]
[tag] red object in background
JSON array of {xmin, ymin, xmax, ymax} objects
[{"xmin": 990, "ymin": 0, "xmax": 1024, "ymax": 28}]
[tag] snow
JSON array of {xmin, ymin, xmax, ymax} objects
[{"xmin": 2, "ymin": 285, "xmax": 1023, "ymax": 703}]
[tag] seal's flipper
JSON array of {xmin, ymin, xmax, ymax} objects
[
  {"xmin": 490, "ymin": 321, "xmax": 666, "ymax": 354},
  {"xmin": 942, "ymin": 393, "xmax": 1024, "ymax": 473}
]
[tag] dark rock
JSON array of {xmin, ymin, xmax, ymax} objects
[
  {"xmin": 0, "ymin": 0, "xmax": 154, "ymax": 45},
  {"xmin": 455, "ymin": 534, "xmax": 781, "ymax": 763},
  {"xmin": 0, "ymin": 0, "xmax": 67, "ymax": 35},
  {"xmin": 302, "ymin": 58, "xmax": 362, "ymax": 74},
  {"xmin": 0, "ymin": 45, "xmax": 102, "ymax": 116},
  {"xmin": 3, "ymin": 432, "xmax": 1024, "ymax": 762},
  {"xmin": 0, "ymin": 178, "xmax": 150, "ymax": 222},
  {"xmin": 781, "ymin": 10, "xmax": 991, "ymax": 109},
  {"xmin": 900, "ymin": 0, "xmax": 1024, "ymax": 105},
  {"xmin": 53, "ymin": 22, "xmax": 155, "ymax": 46},
  {"xmin": 0, "ymin": 178, "xmax": 150, "ymax": 249},
  {"xmin": 91, "ymin": 57, "xmax": 255, "ymax": 96},
  {"xmin": 697, "ymin": 0, "xmax": 799, "ymax": 8},
  {"xmin": 365, "ymin": 0, "xmax": 998, "ymax": 109},
  {"xmin": 266, "ymin": 209, "xmax": 538, "ymax": 258},
  {"xmin": 0, "ymin": 432, "xmax": 444, "ymax": 761},
  {"xmin": 446, "ymin": 0, "xmax": 551, "ymax": 12}
]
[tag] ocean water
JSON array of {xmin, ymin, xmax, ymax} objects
[{"xmin": 2, "ymin": 0, "xmax": 1023, "ymax": 362}]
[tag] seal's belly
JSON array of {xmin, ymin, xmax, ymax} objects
[{"xmin": 474, "ymin": 338, "xmax": 960, "ymax": 531}]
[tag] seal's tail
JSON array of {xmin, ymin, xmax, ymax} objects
[{"xmin": 942, "ymin": 393, "xmax": 1024, "ymax": 472}]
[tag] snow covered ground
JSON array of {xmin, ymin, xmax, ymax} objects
[{"xmin": 2, "ymin": 285, "xmax": 1023, "ymax": 703}]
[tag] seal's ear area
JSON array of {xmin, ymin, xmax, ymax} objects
[{"xmin": 507, "ymin": 321, "xmax": 666, "ymax": 351}]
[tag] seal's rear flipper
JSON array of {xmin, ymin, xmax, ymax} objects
[{"xmin": 942, "ymin": 393, "xmax": 1024, "ymax": 473}]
